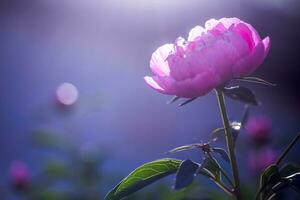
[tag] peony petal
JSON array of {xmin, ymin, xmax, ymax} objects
[
  {"xmin": 174, "ymin": 37, "xmax": 186, "ymax": 56},
  {"xmin": 208, "ymin": 22, "xmax": 227, "ymax": 37},
  {"xmin": 144, "ymin": 76, "xmax": 166, "ymax": 93},
  {"xmin": 219, "ymin": 18, "xmax": 261, "ymax": 47},
  {"xmin": 150, "ymin": 44, "xmax": 173, "ymax": 77},
  {"xmin": 188, "ymin": 25, "xmax": 205, "ymax": 41},
  {"xmin": 187, "ymin": 38, "xmax": 238, "ymax": 82},
  {"xmin": 218, "ymin": 17, "xmax": 241, "ymax": 29},
  {"xmin": 230, "ymin": 22, "xmax": 256, "ymax": 51},
  {"xmin": 144, "ymin": 75, "xmax": 178, "ymax": 95},
  {"xmin": 170, "ymin": 69, "xmax": 220, "ymax": 98},
  {"xmin": 262, "ymin": 36, "xmax": 271, "ymax": 60},
  {"xmin": 222, "ymin": 29, "xmax": 250, "ymax": 59},
  {"xmin": 232, "ymin": 41, "xmax": 265, "ymax": 77},
  {"xmin": 205, "ymin": 18, "xmax": 219, "ymax": 30},
  {"xmin": 189, "ymin": 70, "xmax": 220, "ymax": 97}
]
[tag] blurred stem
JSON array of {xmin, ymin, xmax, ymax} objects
[
  {"xmin": 276, "ymin": 132, "xmax": 300, "ymax": 165},
  {"xmin": 215, "ymin": 89, "xmax": 242, "ymax": 200}
]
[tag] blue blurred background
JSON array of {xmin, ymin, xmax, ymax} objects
[{"xmin": 1, "ymin": 0, "xmax": 300, "ymax": 199}]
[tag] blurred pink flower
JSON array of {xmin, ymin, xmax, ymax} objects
[
  {"xmin": 144, "ymin": 17, "xmax": 270, "ymax": 98},
  {"xmin": 245, "ymin": 116, "xmax": 272, "ymax": 144},
  {"xmin": 248, "ymin": 147, "xmax": 277, "ymax": 174},
  {"xmin": 10, "ymin": 161, "xmax": 30, "ymax": 190}
]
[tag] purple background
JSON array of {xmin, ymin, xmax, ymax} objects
[{"xmin": 0, "ymin": 0, "xmax": 300, "ymax": 191}]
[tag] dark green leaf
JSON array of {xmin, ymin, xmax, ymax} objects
[
  {"xmin": 197, "ymin": 167, "xmax": 214, "ymax": 179},
  {"xmin": 235, "ymin": 77, "xmax": 276, "ymax": 87},
  {"xmin": 266, "ymin": 193, "xmax": 277, "ymax": 200},
  {"xmin": 104, "ymin": 158, "xmax": 181, "ymax": 200},
  {"xmin": 210, "ymin": 127, "xmax": 225, "ymax": 141},
  {"xmin": 105, "ymin": 182, "xmax": 123, "ymax": 200},
  {"xmin": 222, "ymin": 86, "xmax": 258, "ymax": 105},
  {"xmin": 200, "ymin": 157, "xmax": 221, "ymax": 181},
  {"xmin": 271, "ymin": 181, "xmax": 288, "ymax": 192},
  {"xmin": 174, "ymin": 160, "xmax": 199, "ymax": 190},
  {"xmin": 259, "ymin": 165, "xmax": 281, "ymax": 199},
  {"xmin": 212, "ymin": 148, "xmax": 230, "ymax": 163},
  {"xmin": 285, "ymin": 172, "xmax": 300, "ymax": 189},
  {"xmin": 169, "ymin": 144, "xmax": 200, "ymax": 153},
  {"xmin": 210, "ymin": 125, "xmax": 239, "ymax": 146},
  {"xmin": 261, "ymin": 165, "xmax": 280, "ymax": 187},
  {"xmin": 280, "ymin": 164, "xmax": 300, "ymax": 177},
  {"xmin": 266, "ymin": 173, "xmax": 300, "ymax": 199},
  {"xmin": 178, "ymin": 97, "xmax": 197, "ymax": 107}
]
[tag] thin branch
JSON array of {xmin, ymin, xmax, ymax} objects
[{"xmin": 276, "ymin": 132, "xmax": 300, "ymax": 165}]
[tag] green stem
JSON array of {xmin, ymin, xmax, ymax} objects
[
  {"xmin": 215, "ymin": 89, "xmax": 242, "ymax": 200},
  {"xmin": 276, "ymin": 132, "xmax": 300, "ymax": 165}
]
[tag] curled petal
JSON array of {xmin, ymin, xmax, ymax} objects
[
  {"xmin": 144, "ymin": 76, "xmax": 165, "ymax": 93},
  {"xmin": 144, "ymin": 76, "xmax": 177, "ymax": 95},
  {"xmin": 262, "ymin": 36, "xmax": 271, "ymax": 60},
  {"xmin": 150, "ymin": 44, "xmax": 173, "ymax": 76}
]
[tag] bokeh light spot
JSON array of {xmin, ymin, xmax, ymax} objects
[{"xmin": 56, "ymin": 83, "xmax": 79, "ymax": 106}]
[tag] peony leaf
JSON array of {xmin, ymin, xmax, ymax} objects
[
  {"xmin": 259, "ymin": 165, "xmax": 281, "ymax": 199},
  {"xmin": 174, "ymin": 160, "xmax": 199, "ymax": 190},
  {"xmin": 280, "ymin": 164, "xmax": 300, "ymax": 177},
  {"xmin": 235, "ymin": 76, "xmax": 276, "ymax": 87},
  {"xmin": 169, "ymin": 144, "xmax": 201, "ymax": 153},
  {"xmin": 222, "ymin": 86, "xmax": 258, "ymax": 105},
  {"xmin": 210, "ymin": 125, "xmax": 239, "ymax": 144},
  {"xmin": 200, "ymin": 157, "xmax": 222, "ymax": 181},
  {"xmin": 261, "ymin": 165, "xmax": 281, "ymax": 188},
  {"xmin": 266, "ymin": 172, "xmax": 300, "ymax": 199},
  {"xmin": 257, "ymin": 166, "xmax": 300, "ymax": 200},
  {"xmin": 104, "ymin": 158, "xmax": 182, "ymax": 200},
  {"xmin": 178, "ymin": 97, "xmax": 198, "ymax": 106},
  {"xmin": 212, "ymin": 148, "xmax": 230, "ymax": 163},
  {"xmin": 287, "ymin": 173, "xmax": 300, "ymax": 194},
  {"xmin": 210, "ymin": 127, "xmax": 225, "ymax": 141}
]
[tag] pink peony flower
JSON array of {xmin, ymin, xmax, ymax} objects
[
  {"xmin": 248, "ymin": 147, "xmax": 277, "ymax": 174},
  {"xmin": 10, "ymin": 161, "xmax": 30, "ymax": 190},
  {"xmin": 245, "ymin": 116, "xmax": 272, "ymax": 144},
  {"xmin": 144, "ymin": 18, "xmax": 270, "ymax": 98}
]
